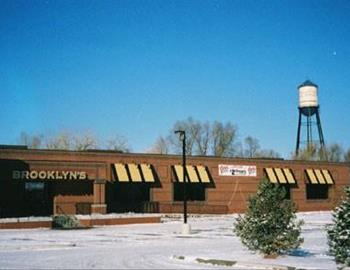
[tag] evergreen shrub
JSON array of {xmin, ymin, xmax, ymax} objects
[
  {"xmin": 327, "ymin": 186, "xmax": 350, "ymax": 267},
  {"xmin": 52, "ymin": 215, "xmax": 81, "ymax": 229},
  {"xmin": 234, "ymin": 178, "xmax": 304, "ymax": 256}
]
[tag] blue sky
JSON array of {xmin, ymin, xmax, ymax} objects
[{"xmin": 1, "ymin": 0, "xmax": 350, "ymax": 157}]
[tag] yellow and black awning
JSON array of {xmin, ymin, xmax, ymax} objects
[
  {"xmin": 173, "ymin": 165, "xmax": 211, "ymax": 183},
  {"xmin": 113, "ymin": 163, "xmax": 156, "ymax": 183},
  {"xmin": 114, "ymin": 163, "xmax": 129, "ymax": 182},
  {"xmin": 140, "ymin": 164, "xmax": 156, "ymax": 183},
  {"xmin": 264, "ymin": 168, "xmax": 296, "ymax": 184},
  {"xmin": 306, "ymin": 169, "xmax": 334, "ymax": 184}
]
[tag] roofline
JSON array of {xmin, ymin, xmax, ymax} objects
[
  {"xmin": 0, "ymin": 147, "xmax": 349, "ymax": 167},
  {"xmin": 298, "ymin": 80, "xmax": 318, "ymax": 89}
]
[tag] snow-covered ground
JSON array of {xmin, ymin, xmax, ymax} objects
[{"xmin": 0, "ymin": 212, "xmax": 342, "ymax": 269}]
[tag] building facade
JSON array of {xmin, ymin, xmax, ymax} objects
[{"xmin": 0, "ymin": 146, "xmax": 349, "ymax": 218}]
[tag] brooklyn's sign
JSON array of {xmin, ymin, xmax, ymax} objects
[{"xmin": 12, "ymin": 170, "xmax": 88, "ymax": 180}]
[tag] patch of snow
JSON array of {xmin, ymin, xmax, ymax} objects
[
  {"xmin": 76, "ymin": 212, "xmax": 161, "ymax": 220},
  {"xmin": 0, "ymin": 211, "xmax": 339, "ymax": 269},
  {"xmin": 0, "ymin": 216, "xmax": 52, "ymax": 223}
]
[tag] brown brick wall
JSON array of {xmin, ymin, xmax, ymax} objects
[
  {"xmin": 54, "ymin": 195, "xmax": 93, "ymax": 215},
  {"xmin": 0, "ymin": 216, "xmax": 161, "ymax": 229},
  {"xmin": 0, "ymin": 149, "xmax": 349, "ymax": 216},
  {"xmin": 0, "ymin": 221, "xmax": 52, "ymax": 229}
]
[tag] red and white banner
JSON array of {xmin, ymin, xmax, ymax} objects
[{"xmin": 218, "ymin": 164, "xmax": 257, "ymax": 177}]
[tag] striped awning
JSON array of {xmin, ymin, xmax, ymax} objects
[
  {"xmin": 306, "ymin": 169, "xmax": 334, "ymax": 184},
  {"xmin": 113, "ymin": 163, "xmax": 156, "ymax": 183},
  {"xmin": 173, "ymin": 165, "xmax": 211, "ymax": 183},
  {"xmin": 264, "ymin": 168, "xmax": 296, "ymax": 184}
]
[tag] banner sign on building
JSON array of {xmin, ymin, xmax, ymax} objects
[{"xmin": 218, "ymin": 164, "xmax": 257, "ymax": 177}]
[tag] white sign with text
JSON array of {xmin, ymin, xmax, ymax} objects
[{"xmin": 218, "ymin": 164, "xmax": 257, "ymax": 177}]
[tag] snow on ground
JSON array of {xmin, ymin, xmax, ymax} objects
[{"xmin": 0, "ymin": 212, "xmax": 341, "ymax": 269}]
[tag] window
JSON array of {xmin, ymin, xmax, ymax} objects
[
  {"xmin": 280, "ymin": 184, "xmax": 291, "ymax": 200},
  {"xmin": 306, "ymin": 184, "xmax": 329, "ymax": 200},
  {"xmin": 106, "ymin": 182, "xmax": 151, "ymax": 213},
  {"xmin": 114, "ymin": 183, "xmax": 150, "ymax": 202},
  {"xmin": 173, "ymin": 183, "xmax": 205, "ymax": 202}
]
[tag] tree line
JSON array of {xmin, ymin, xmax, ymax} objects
[
  {"xmin": 293, "ymin": 143, "xmax": 350, "ymax": 162},
  {"xmin": 147, "ymin": 117, "xmax": 350, "ymax": 162},
  {"xmin": 18, "ymin": 131, "xmax": 130, "ymax": 153},
  {"xmin": 17, "ymin": 117, "xmax": 350, "ymax": 162},
  {"xmin": 146, "ymin": 117, "xmax": 280, "ymax": 158}
]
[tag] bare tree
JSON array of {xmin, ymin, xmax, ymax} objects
[
  {"xmin": 211, "ymin": 121, "xmax": 237, "ymax": 157},
  {"xmin": 45, "ymin": 131, "xmax": 99, "ymax": 151},
  {"xmin": 46, "ymin": 131, "xmax": 73, "ymax": 150},
  {"xmin": 194, "ymin": 121, "xmax": 211, "ymax": 155},
  {"xmin": 294, "ymin": 144, "xmax": 322, "ymax": 161},
  {"xmin": 164, "ymin": 117, "xmax": 239, "ymax": 157},
  {"xmin": 344, "ymin": 148, "xmax": 350, "ymax": 162},
  {"xmin": 187, "ymin": 118, "xmax": 201, "ymax": 154},
  {"xmin": 234, "ymin": 142, "xmax": 244, "ymax": 157},
  {"xmin": 73, "ymin": 132, "xmax": 98, "ymax": 150},
  {"xmin": 147, "ymin": 136, "xmax": 169, "ymax": 154},
  {"xmin": 106, "ymin": 135, "xmax": 130, "ymax": 153},
  {"xmin": 325, "ymin": 143, "xmax": 344, "ymax": 162},
  {"xmin": 18, "ymin": 130, "xmax": 131, "ymax": 152},
  {"xmin": 169, "ymin": 117, "xmax": 199, "ymax": 155},
  {"xmin": 256, "ymin": 149, "xmax": 281, "ymax": 159},
  {"xmin": 244, "ymin": 136, "xmax": 260, "ymax": 158},
  {"xmin": 151, "ymin": 117, "xmax": 282, "ymax": 158},
  {"xmin": 293, "ymin": 143, "xmax": 347, "ymax": 162},
  {"xmin": 18, "ymin": 132, "xmax": 43, "ymax": 149}
]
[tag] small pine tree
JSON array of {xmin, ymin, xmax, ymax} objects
[
  {"xmin": 234, "ymin": 178, "xmax": 304, "ymax": 256},
  {"xmin": 327, "ymin": 186, "xmax": 350, "ymax": 267}
]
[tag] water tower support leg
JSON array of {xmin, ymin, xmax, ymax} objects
[
  {"xmin": 315, "ymin": 109, "xmax": 327, "ymax": 159},
  {"xmin": 306, "ymin": 112, "xmax": 312, "ymax": 149},
  {"xmin": 295, "ymin": 109, "xmax": 302, "ymax": 155}
]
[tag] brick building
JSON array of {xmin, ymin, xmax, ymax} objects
[{"xmin": 0, "ymin": 146, "xmax": 349, "ymax": 217}]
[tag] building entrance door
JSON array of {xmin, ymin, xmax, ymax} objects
[
  {"xmin": 24, "ymin": 182, "xmax": 53, "ymax": 216},
  {"xmin": 106, "ymin": 182, "xmax": 152, "ymax": 213}
]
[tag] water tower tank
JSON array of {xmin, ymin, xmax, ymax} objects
[
  {"xmin": 295, "ymin": 79, "xmax": 326, "ymax": 156},
  {"xmin": 298, "ymin": 80, "xmax": 318, "ymax": 116}
]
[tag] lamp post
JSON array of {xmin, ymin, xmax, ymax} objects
[{"xmin": 175, "ymin": 130, "xmax": 189, "ymax": 231}]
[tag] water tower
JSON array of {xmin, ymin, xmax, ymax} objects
[{"xmin": 295, "ymin": 80, "xmax": 325, "ymax": 155}]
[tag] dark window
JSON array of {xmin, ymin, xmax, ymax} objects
[
  {"xmin": 173, "ymin": 183, "xmax": 205, "ymax": 202},
  {"xmin": 280, "ymin": 184, "xmax": 291, "ymax": 200},
  {"xmin": 106, "ymin": 183, "xmax": 151, "ymax": 213},
  {"xmin": 23, "ymin": 182, "xmax": 53, "ymax": 217},
  {"xmin": 114, "ymin": 183, "xmax": 150, "ymax": 202},
  {"xmin": 306, "ymin": 184, "xmax": 329, "ymax": 200}
]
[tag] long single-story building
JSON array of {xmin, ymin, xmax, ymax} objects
[{"xmin": 0, "ymin": 145, "xmax": 349, "ymax": 218}]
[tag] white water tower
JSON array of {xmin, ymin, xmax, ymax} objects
[{"xmin": 295, "ymin": 80, "xmax": 325, "ymax": 155}]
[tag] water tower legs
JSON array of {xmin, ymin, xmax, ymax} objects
[
  {"xmin": 315, "ymin": 110, "xmax": 325, "ymax": 147},
  {"xmin": 295, "ymin": 106, "xmax": 326, "ymax": 157},
  {"xmin": 295, "ymin": 108, "xmax": 302, "ymax": 155}
]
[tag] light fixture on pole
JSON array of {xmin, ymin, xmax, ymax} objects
[{"xmin": 174, "ymin": 130, "xmax": 191, "ymax": 234}]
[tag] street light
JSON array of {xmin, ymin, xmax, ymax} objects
[{"xmin": 175, "ymin": 130, "xmax": 190, "ymax": 233}]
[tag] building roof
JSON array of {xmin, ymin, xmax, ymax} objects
[
  {"xmin": 0, "ymin": 145, "xmax": 349, "ymax": 167},
  {"xmin": 0, "ymin": 144, "xmax": 28, "ymax": 150},
  {"xmin": 298, "ymin": 80, "xmax": 318, "ymax": 89}
]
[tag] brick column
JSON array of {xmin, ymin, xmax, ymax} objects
[{"xmin": 91, "ymin": 179, "xmax": 107, "ymax": 214}]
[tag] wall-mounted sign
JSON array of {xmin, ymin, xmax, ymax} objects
[
  {"xmin": 218, "ymin": 164, "xmax": 257, "ymax": 177},
  {"xmin": 25, "ymin": 182, "xmax": 45, "ymax": 191},
  {"xmin": 12, "ymin": 170, "xmax": 88, "ymax": 180}
]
